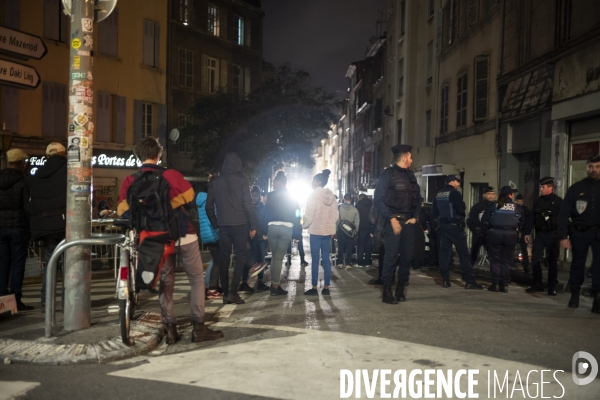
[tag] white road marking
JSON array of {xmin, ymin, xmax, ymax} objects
[{"xmin": 0, "ymin": 381, "xmax": 40, "ymax": 400}]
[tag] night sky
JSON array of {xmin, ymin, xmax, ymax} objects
[{"xmin": 262, "ymin": 0, "xmax": 387, "ymax": 96}]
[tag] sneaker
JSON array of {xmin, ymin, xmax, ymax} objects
[
  {"xmin": 337, "ymin": 264, "xmax": 344, "ymax": 269},
  {"xmin": 304, "ymin": 288, "xmax": 318, "ymax": 296},
  {"xmin": 345, "ymin": 265, "xmax": 352, "ymax": 270},
  {"xmin": 321, "ymin": 288, "xmax": 331, "ymax": 296},
  {"xmin": 238, "ymin": 282, "xmax": 255, "ymax": 293},
  {"xmin": 206, "ymin": 289, "xmax": 223, "ymax": 299},
  {"xmin": 248, "ymin": 262, "xmax": 268, "ymax": 278},
  {"xmin": 270, "ymin": 285, "xmax": 288, "ymax": 296},
  {"xmin": 256, "ymin": 281, "xmax": 270, "ymax": 291},
  {"xmin": 300, "ymin": 260, "xmax": 309, "ymax": 267},
  {"xmin": 353, "ymin": 264, "xmax": 363, "ymax": 268},
  {"xmin": 16, "ymin": 300, "xmax": 34, "ymax": 311},
  {"xmin": 224, "ymin": 293, "xmax": 245, "ymax": 304}
]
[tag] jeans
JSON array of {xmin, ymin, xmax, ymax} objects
[
  {"xmin": 160, "ymin": 241, "xmax": 205, "ymax": 324},
  {"xmin": 337, "ymin": 230, "xmax": 354, "ymax": 266},
  {"xmin": 267, "ymin": 224, "xmax": 292, "ymax": 285},
  {"xmin": 218, "ymin": 225, "xmax": 249, "ymax": 296},
  {"xmin": 569, "ymin": 229, "xmax": 600, "ymax": 292},
  {"xmin": 438, "ymin": 223, "xmax": 475, "ymax": 282},
  {"xmin": 310, "ymin": 234, "xmax": 332, "ymax": 287},
  {"xmin": 382, "ymin": 221, "xmax": 415, "ymax": 286},
  {"xmin": 41, "ymin": 233, "xmax": 66, "ymax": 302},
  {"xmin": 487, "ymin": 229, "xmax": 518, "ymax": 285},
  {"xmin": 0, "ymin": 227, "xmax": 29, "ymax": 299},
  {"xmin": 356, "ymin": 228, "xmax": 373, "ymax": 266},
  {"xmin": 206, "ymin": 242, "xmax": 220, "ymax": 289}
]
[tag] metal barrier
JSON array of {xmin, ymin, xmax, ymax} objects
[{"xmin": 45, "ymin": 233, "xmax": 125, "ymax": 338}]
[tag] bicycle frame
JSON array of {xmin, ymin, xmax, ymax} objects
[{"xmin": 117, "ymin": 228, "xmax": 137, "ymax": 300}]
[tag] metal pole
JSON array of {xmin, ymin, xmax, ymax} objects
[{"xmin": 64, "ymin": 0, "xmax": 95, "ymax": 331}]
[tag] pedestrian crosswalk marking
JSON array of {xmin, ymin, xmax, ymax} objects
[{"xmin": 0, "ymin": 381, "xmax": 40, "ymax": 400}]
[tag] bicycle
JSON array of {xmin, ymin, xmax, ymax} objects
[{"xmin": 112, "ymin": 218, "xmax": 139, "ymax": 346}]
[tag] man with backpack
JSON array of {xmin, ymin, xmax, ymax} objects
[
  {"xmin": 117, "ymin": 137, "xmax": 223, "ymax": 344},
  {"xmin": 337, "ymin": 193, "xmax": 360, "ymax": 268}
]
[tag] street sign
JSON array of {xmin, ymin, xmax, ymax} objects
[
  {"xmin": 62, "ymin": 0, "xmax": 117, "ymax": 23},
  {"xmin": 0, "ymin": 58, "xmax": 41, "ymax": 89},
  {"xmin": 0, "ymin": 26, "xmax": 48, "ymax": 60}
]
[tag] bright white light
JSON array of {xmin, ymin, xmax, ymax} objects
[{"xmin": 288, "ymin": 179, "xmax": 312, "ymax": 210}]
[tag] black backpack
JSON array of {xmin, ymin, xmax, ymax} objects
[{"xmin": 126, "ymin": 168, "xmax": 180, "ymax": 241}]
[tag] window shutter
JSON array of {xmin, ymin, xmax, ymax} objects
[
  {"xmin": 143, "ymin": 20, "xmax": 154, "ymax": 66},
  {"xmin": 116, "ymin": 96, "xmax": 126, "ymax": 144},
  {"xmin": 157, "ymin": 104, "xmax": 167, "ymax": 147},
  {"xmin": 134, "ymin": 100, "xmax": 143, "ymax": 144},
  {"xmin": 201, "ymin": 54, "xmax": 208, "ymax": 93},
  {"xmin": 468, "ymin": 0, "xmax": 478, "ymax": 26},
  {"xmin": 244, "ymin": 67, "xmax": 251, "ymax": 96},
  {"xmin": 99, "ymin": 8, "xmax": 119, "ymax": 57},
  {"xmin": 1, "ymin": 86, "xmax": 19, "ymax": 132},
  {"xmin": 5, "ymin": 0, "xmax": 20, "ymax": 29},
  {"xmin": 474, "ymin": 55, "xmax": 489, "ymax": 121},
  {"xmin": 44, "ymin": 0, "xmax": 59, "ymax": 41},
  {"xmin": 54, "ymin": 83, "xmax": 67, "ymax": 137},
  {"xmin": 42, "ymin": 82, "xmax": 55, "ymax": 137},
  {"xmin": 220, "ymin": 9, "xmax": 228, "ymax": 39},
  {"xmin": 97, "ymin": 92, "xmax": 111, "ymax": 142},
  {"xmin": 154, "ymin": 22, "xmax": 160, "ymax": 68},
  {"xmin": 220, "ymin": 59, "xmax": 228, "ymax": 91},
  {"xmin": 245, "ymin": 19, "xmax": 251, "ymax": 47}
]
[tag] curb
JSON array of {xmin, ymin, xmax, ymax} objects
[{"xmin": 0, "ymin": 312, "xmax": 164, "ymax": 365}]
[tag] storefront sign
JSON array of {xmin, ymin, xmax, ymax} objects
[
  {"xmin": 29, "ymin": 149, "xmax": 143, "ymax": 175},
  {"xmin": 572, "ymin": 141, "xmax": 599, "ymax": 161}
]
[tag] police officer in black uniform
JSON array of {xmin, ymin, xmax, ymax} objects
[
  {"xmin": 481, "ymin": 186, "xmax": 525, "ymax": 293},
  {"xmin": 432, "ymin": 175, "xmax": 484, "ymax": 289},
  {"xmin": 558, "ymin": 154, "xmax": 600, "ymax": 313},
  {"xmin": 524, "ymin": 177, "xmax": 563, "ymax": 296},
  {"xmin": 374, "ymin": 144, "xmax": 422, "ymax": 304},
  {"xmin": 467, "ymin": 186, "xmax": 495, "ymax": 265}
]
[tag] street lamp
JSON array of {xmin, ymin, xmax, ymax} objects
[{"xmin": 0, "ymin": 129, "xmax": 13, "ymax": 170}]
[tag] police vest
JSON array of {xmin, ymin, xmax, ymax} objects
[
  {"xmin": 384, "ymin": 167, "xmax": 419, "ymax": 214},
  {"xmin": 533, "ymin": 196, "xmax": 559, "ymax": 232},
  {"xmin": 435, "ymin": 190, "xmax": 455, "ymax": 220},
  {"xmin": 489, "ymin": 202, "xmax": 520, "ymax": 230}
]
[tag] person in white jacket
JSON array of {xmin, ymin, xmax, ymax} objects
[{"xmin": 302, "ymin": 169, "xmax": 339, "ymax": 296}]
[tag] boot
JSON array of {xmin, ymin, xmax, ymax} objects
[
  {"xmin": 568, "ymin": 289, "xmax": 580, "ymax": 308},
  {"xmin": 591, "ymin": 291, "xmax": 600, "ymax": 314},
  {"xmin": 382, "ymin": 285, "xmax": 398, "ymax": 304},
  {"xmin": 526, "ymin": 283, "xmax": 544, "ymax": 294},
  {"xmin": 395, "ymin": 283, "xmax": 406, "ymax": 302},
  {"xmin": 165, "ymin": 323, "xmax": 181, "ymax": 344},
  {"xmin": 191, "ymin": 322, "xmax": 224, "ymax": 342}
]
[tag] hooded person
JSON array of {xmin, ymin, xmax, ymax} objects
[
  {"xmin": 336, "ymin": 193, "xmax": 360, "ymax": 268},
  {"xmin": 356, "ymin": 193, "xmax": 374, "ymax": 267},
  {"xmin": 302, "ymin": 169, "xmax": 339, "ymax": 296},
  {"xmin": 29, "ymin": 142, "xmax": 68, "ymax": 310},
  {"xmin": 206, "ymin": 152, "xmax": 259, "ymax": 305}
]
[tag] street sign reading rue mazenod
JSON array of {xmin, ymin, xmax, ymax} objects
[
  {"xmin": 62, "ymin": 0, "xmax": 118, "ymax": 23},
  {"xmin": 0, "ymin": 58, "xmax": 40, "ymax": 89},
  {"xmin": 0, "ymin": 26, "xmax": 48, "ymax": 60}
]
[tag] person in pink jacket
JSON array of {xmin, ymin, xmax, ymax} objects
[{"xmin": 302, "ymin": 169, "xmax": 339, "ymax": 296}]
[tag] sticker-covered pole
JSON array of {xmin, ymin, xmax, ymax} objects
[{"xmin": 64, "ymin": 0, "xmax": 94, "ymax": 331}]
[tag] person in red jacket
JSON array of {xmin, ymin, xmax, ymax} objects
[{"xmin": 118, "ymin": 137, "xmax": 223, "ymax": 344}]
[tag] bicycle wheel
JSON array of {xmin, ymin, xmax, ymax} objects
[{"xmin": 119, "ymin": 297, "xmax": 135, "ymax": 346}]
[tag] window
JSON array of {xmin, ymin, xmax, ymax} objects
[
  {"xmin": 456, "ymin": 72, "xmax": 468, "ymax": 128},
  {"xmin": 96, "ymin": 94, "xmax": 126, "ymax": 144},
  {"xmin": 99, "ymin": 8, "xmax": 118, "ymax": 57},
  {"xmin": 143, "ymin": 20, "xmax": 160, "ymax": 68},
  {"xmin": 179, "ymin": 0, "xmax": 193, "ymax": 25},
  {"xmin": 234, "ymin": 15, "xmax": 244, "ymax": 45},
  {"xmin": 233, "ymin": 64, "xmax": 242, "ymax": 98},
  {"xmin": 427, "ymin": 41, "xmax": 433, "ymax": 85},
  {"xmin": 440, "ymin": 83, "xmax": 449, "ymax": 134},
  {"xmin": 425, "ymin": 110, "xmax": 432, "ymax": 146},
  {"xmin": 44, "ymin": 0, "xmax": 69, "ymax": 42},
  {"xmin": 208, "ymin": 4, "xmax": 220, "ymax": 36},
  {"xmin": 142, "ymin": 103, "xmax": 153, "ymax": 137},
  {"xmin": 207, "ymin": 57, "xmax": 218, "ymax": 93},
  {"xmin": 42, "ymin": 82, "xmax": 67, "ymax": 137},
  {"xmin": 468, "ymin": 0, "xmax": 478, "ymax": 26},
  {"xmin": 474, "ymin": 55, "xmax": 489, "ymax": 121},
  {"xmin": 179, "ymin": 48, "xmax": 193, "ymax": 88},
  {"xmin": 178, "ymin": 115, "xmax": 194, "ymax": 152},
  {"xmin": 398, "ymin": 58, "xmax": 404, "ymax": 97},
  {"xmin": 400, "ymin": 1, "xmax": 406, "ymax": 36}
]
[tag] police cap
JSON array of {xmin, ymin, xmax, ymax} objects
[
  {"xmin": 588, "ymin": 154, "xmax": 600, "ymax": 163},
  {"xmin": 445, "ymin": 174, "xmax": 460, "ymax": 184},
  {"xmin": 391, "ymin": 144, "xmax": 412, "ymax": 155},
  {"xmin": 539, "ymin": 176, "xmax": 554, "ymax": 185},
  {"xmin": 500, "ymin": 186, "xmax": 518, "ymax": 196},
  {"xmin": 483, "ymin": 186, "xmax": 494, "ymax": 194}
]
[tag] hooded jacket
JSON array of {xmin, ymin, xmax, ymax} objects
[
  {"xmin": 29, "ymin": 155, "xmax": 67, "ymax": 239},
  {"xmin": 206, "ymin": 152, "xmax": 258, "ymax": 230},
  {"xmin": 0, "ymin": 167, "xmax": 29, "ymax": 229},
  {"xmin": 302, "ymin": 187, "xmax": 339, "ymax": 236},
  {"xmin": 196, "ymin": 192, "xmax": 219, "ymax": 244},
  {"xmin": 337, "ymin": 203, "xmax": 360, "ymax": 231},
  {"xmin": 356, "ymin": 197, "xmax": 372, "ymax": 230},
  {"xmin": 263, "ymin": 187, "xmax": 301, "ymax": 238}
]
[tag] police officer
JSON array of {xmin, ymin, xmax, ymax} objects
[
  {"xmin": 514, "ymin": 194, "xmax": 531, "ymax": 273},
  {"xmin": 432, "ymin": 175, "xmax": 485, "ymax": 290},
  {"xmin": 374, "ymin": 144, "xmax": 422, "ymax": 304},
  {"xmin": 467, "ymin": 186, "xmax": 495, "ymax": 265},
  {"xmin": 558, "ymin": 154, "xmax": 600, "ymax": 312},
  {"xmin": 481, "ymin": 186, "xmax": 524, "ymax": 293},
  {"xmin": 524, "ymin": 177, "xmax": 563, "ymax": 296}
]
